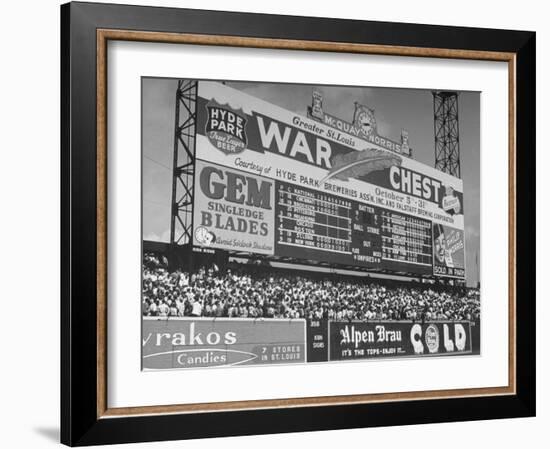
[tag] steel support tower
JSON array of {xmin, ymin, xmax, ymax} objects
[
  {"xmin": 170, "ymin": 80, "xmax": 198, "ymax": 246},
  {"xmin": 432, "ymin": 91, "xmax": 461, "ymax": 178}
]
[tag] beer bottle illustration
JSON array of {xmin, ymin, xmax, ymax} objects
[{"xmin": 433, "ymin": 224, "xmax": 454, "ymax": 267}]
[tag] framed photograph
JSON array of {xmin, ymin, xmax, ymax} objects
[{"xmin": 61, "ymin": 1, "xmax": 535, "ymax": 446}]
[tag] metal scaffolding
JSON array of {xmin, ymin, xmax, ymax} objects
[
  {"xmin": 433, "ymin": 91, "xmax": 461, "ymax": 178},
  {"xmin": 170, "ymin": 80, "xmax": 198, "ymax": 246}
]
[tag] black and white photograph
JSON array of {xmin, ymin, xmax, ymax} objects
[
  {"xmin": 0, "ymin": 0, "xmax": 542, "ymax": 446},
  {"xmin": 141, "ymin": 79, "xmax": 481, "ymax": 370}
]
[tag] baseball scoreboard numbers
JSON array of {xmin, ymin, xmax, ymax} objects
[
  {"xmin": 143, "ymin": 318, "xmax": 306, "ymax": 369},
  {"xmin": 275, "ymin": 181, "xmax": 433, "ymax": 274},
  {"xmin": 276, "ymin": 183, "xmax": 351, "ymax": 253},
  {"xmin": 192, "ymin": 81, "xmax": 466, "ymax": 279}
]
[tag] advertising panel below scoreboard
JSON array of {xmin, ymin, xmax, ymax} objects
[
  {"xmin": 142, "ymin": 318, "xmax": 478, "ymax": 368},
  {"xmin": 143, "ymin": 318, "xmax": 306, "ymax": 370},
  {"xmin": 329, "ymin": 321, "xmax": 472, "ymax": 361}
]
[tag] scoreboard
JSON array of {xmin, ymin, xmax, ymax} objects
[
  {"xmin": 276, "ymin": 183, "xmax": 351, "ymax": 254},
  {"xmin": 378, "ymin": 210, "xmax": 432, "ymax": 267},
  {"xmin": 275, "ymin": 182, "xmax": 433, "ymax": 274},
  {"xmin": 192, "ymin": 81, "xmax": 466, "ymax": 279}
]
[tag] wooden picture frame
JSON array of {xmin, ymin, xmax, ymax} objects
[{"xmin": 61, "ymin": 1, "xmax": 535, "ymax": 446}]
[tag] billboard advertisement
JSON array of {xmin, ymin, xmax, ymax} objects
[
  {"xmin": 432, "ymin": 224, "xmax": 466, "ymax": 278},
  {"xmin": 143, "ymin": 318, "xmax": 476, "ymax": 368},
  {"xmin": 143, "ymin": 318, "xmax": 306, "ymax": 370},
  {"xmin": 193, "ymin": 81, "xmax": 465, "ymax": 278},
  {"xmin": 193, "ymin": 159, "xmax": 275, "ymax": 255},
  {"xmin": 328, "ymin": 321, "xmax": 473, "ymax": 361}
]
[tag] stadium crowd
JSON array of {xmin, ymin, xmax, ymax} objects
[{"xmin": 142, "ymin": 253, "xmax": 480, "ymax": 322}]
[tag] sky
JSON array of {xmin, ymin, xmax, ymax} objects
[{"xmin": 142, "ymin": 78, "xmax": 480, "ymax": 286}]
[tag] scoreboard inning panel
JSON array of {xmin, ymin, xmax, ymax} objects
[
  {"xmin": 276, "ymin": 184, "xmax": 352, "ymax": 253},
  {"xmin": 275, "ymin": 181, "xmax": 433, "ymax": 275}
]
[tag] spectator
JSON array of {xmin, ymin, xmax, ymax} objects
[{"xmin": 142, "ymin": 253, "xmax": 481, "ymax": 322}]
